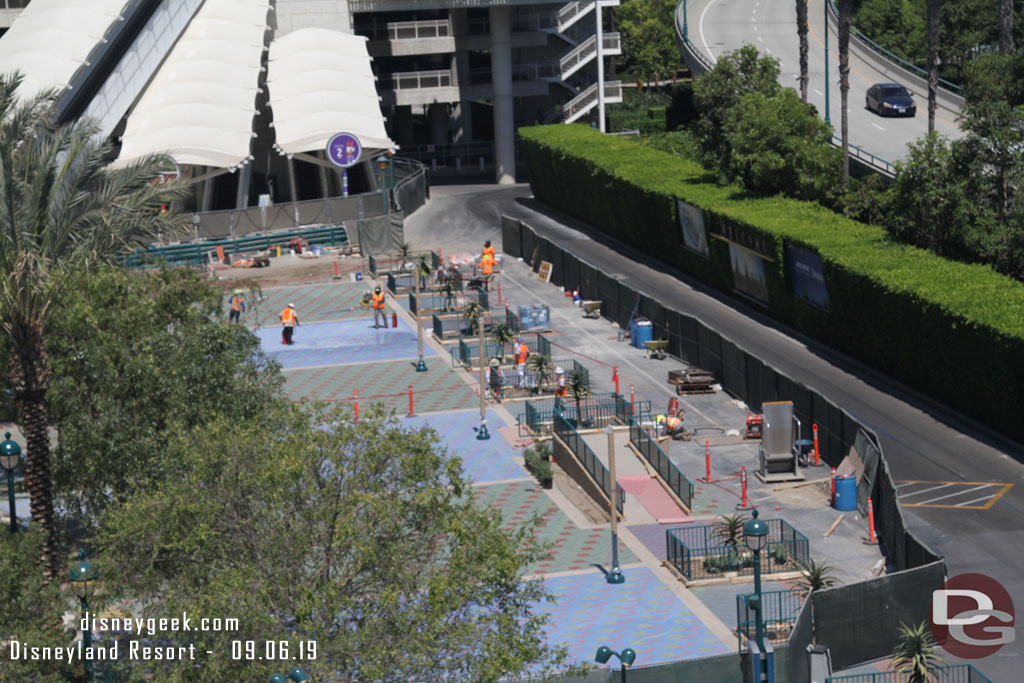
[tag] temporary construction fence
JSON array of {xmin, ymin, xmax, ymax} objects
[
  {"xmin": 552, "ymin": 411, "xmax": 625, "ymax": 515},
  {"xmin": 477, "ymin": 358, "xmax": 587, "ymax": 401},
  {"xmin": 628, "ymin": 417, "xmax": 695, "ymax": 511},
  {"xmin": 504, "ymin": 214, "xmax": 947, "ymax": 678},
  {"xmin": 666, "ymin": 518, "xmax": 810, "ymax": 582},
  {"xmin": 736, "ymin": 589, "xmax": 805, "ymax": 650},
  {"xmin": 451, "ymin": 331, "xmax": 552, "ymax": 368},
  {"xmin": 409, "ymin": 289, "xmax": 488, "ymax": 316},
  {"xmin": 520, "ymin": 393, "xmax": 650, "ymax": 436},
  {"xmin": 368, "ymin": 249, "xmax": 441, "ymax": 277},
  {"xmin": 825, "ymin": 665, "xmax": 994, "ymax": 683},
  {"xmin": 432, "ymin": 309, "xmax": 522, "ymax": 342},
  {"xmin": 123, "ymin": 224, "xmax": 353, "ymax": 269}
]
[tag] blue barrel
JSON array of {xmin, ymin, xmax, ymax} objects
[
  {"xmin": 834, "ymin": 474, "xmax": 857, "ymax": 511},
  {"xmin": 632, "ymin": 321, "xmax": 653, "ymax": 349}
]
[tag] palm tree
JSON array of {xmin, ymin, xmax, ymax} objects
[
  {"xmin": 794, "ymin": 558, "xmax": 840, "ymax": 597},
  {"xmin": 715, "ymin": 513, "xmax": 748, "ymax": 546},
  {"xmin": 527, "ymin": 353, "xmax": 552, "ymax": 394},
  {"xmin": 397, "ymin": 241, "xmax": 411, "ymax": 271},
  {"xmin": 568, "ymin": 368, "xmax": 590, "ymax": 426},
  {"xmin": 490, "ymin": 322, "xmax": 515, "ymax": 364},
  {"xmin": 414, "ymin": 253, "xmax": 432, "ymax": 290},
  {"xmin": 999, "ymin": 0, "xmax": 1014, "ymax": 53},
  {"xmin": 838, "ymin": 0, "xmax": 852, "ymax": 184},
  {"xmin": 926, "ymin": 0, "xmax": 940, "ymax": 134},
  {"xmin": 796, "ymin": 0, "xmax": 809, "ymax": 103},
  {"xmin": 891, "ymin": 621, "xmax": 944, "ymax": 682},
  {"xmin": 0, "ymin": 73, "xmax": 186, "ymax": 575},
  {"xmin": 464, "ymin": 301, "xmax": 486, "ymax": 336}
]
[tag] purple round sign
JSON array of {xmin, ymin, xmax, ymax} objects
[{"xmin": 326, "ymin": 132, "xmax": 362, "ymax": 168}]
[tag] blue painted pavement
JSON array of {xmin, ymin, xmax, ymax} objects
[
  {"xmin": 404, "ymin": 409, "xmax": 528, "ymax": 485},
  {"xmin": 257, "ymin": 318, "xmax": 438, "ymax": 369}
]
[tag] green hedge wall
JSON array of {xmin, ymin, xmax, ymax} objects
[{"xmin": 520, "ymin": 124, "xmax": 1024, "ymax": 442}]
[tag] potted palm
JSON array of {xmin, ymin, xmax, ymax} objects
[
  {"xmin": 528, "ymin": 353, "xmax": 553, "ymax": 395},
  {"xmin": 463, "ymin": 301, "xmax": 486, "ymax": 337},
  {"xmin": 568, "ymin": 368, "xmax": 590, "ymax": 427},
  {"xmin": 794, "ymin": 558, "xmax": 840, "ymax": 598},
  {"xmin": 491, "ymin": 322, "xmax": 515, "ymax": 364}
]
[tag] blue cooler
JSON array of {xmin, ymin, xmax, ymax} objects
[
  {"xmin": 631, "ymin": 320, "xmax": 653, "ymax": 349},
  {"xmin": 834, "ymin": 474, "xmax": 857, "ymax": 511}
]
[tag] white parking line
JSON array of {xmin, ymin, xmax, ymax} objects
[
  {"xmin": 955, "ymin": 494, "xmax": 999, "ymax": 507},
  {"xmin": 914, "ymin": 485, "xmax": 995, "ymax": 507},
  {"xmin": 872, "ymin": 123, "xmax": 886, "ymax": 131},
  {"xmin": 899, "ymin": 483, "xmax": 954, "ymax": 498},
  {"xmin": 758, "ymin": 36, "xmax": 762, "ymax": 41},
  {"xmin": 813, "ymin": 89, "xmax": 823, "ymax": 96}
]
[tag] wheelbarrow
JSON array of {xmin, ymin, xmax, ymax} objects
[
  {"xmin": 645, "ymin": 339, "xmax": 669, "ymax": 360},
  {"xmin": 582, "ymin": 300, "xmax": 602, "ymax": 319}
]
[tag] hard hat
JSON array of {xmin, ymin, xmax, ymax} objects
[
  {"xmin": 234, "ymin": 289, "xmax": 242, "ymax": 295},
  {"xmin": 489, "ymin": 358, "xmax": 500, "ymax": 367},
  {"xmin": 288, "ymin": 303, "xmax": 295, "ymax": 308},
  {"xmin": 374, "ymin": 285, "xmax": 381, "ymax": 292},
  {"xmin": 485, "ymin": 240, "xmax": 491, "ymax": 248},
  {"xmin": 555, "ymin": 367, "xmax": 564, "ymax": 374}
]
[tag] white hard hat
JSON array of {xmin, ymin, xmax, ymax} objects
[
  {"xmin": 555, "ymin": 367, "xmax": 564, "ymax": 374},
  {"xmin": 288, "ymin": 303, "xmax": 295, "ymax": 308}
]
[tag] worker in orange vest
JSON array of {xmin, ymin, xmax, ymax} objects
[
  {"xmin": 371, "ymin": 285, "xmax": 388, "ymax": 329},
  {"xmin": 514, "ymin": 337, "xmax": 529, "ymax": 388},
  {"xmin": 280, "ymin": 303, "xmax": 299, "ymax": 345},
  {"xmin": 228, "ymin": 289, "xmax": 246, "ymax": 324},
  {"xmin": 480, "ymin": 252, "xmax": 496, "ymax": 291},
  {"xmin": 554, "ymin": 366, "xmax": 568, "ymax": 397},
  {"xmin": 482, "ymin": 240, "xmax": 495, "ymax": 260}
]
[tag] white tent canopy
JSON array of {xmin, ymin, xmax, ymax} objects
[
  {"xmin": 0, "ymin": 0, "xmax": 130, "ymax": 101},
  {"xmin": 115, "ymin": 0, "xmax": 270, "ymax": 169},
  {"xmin": 267, "ymin": 28, "xmax": 394, "ymax": 157}
]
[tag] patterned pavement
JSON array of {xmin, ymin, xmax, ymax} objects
[
  {"xmin": 472, "ymin": 480, "xmax": 638, "ymax": 575},
  {"xmin": 404, "ymin": 409, "xmax": 529, "ymax": 485},
  {"xmin": 688, "ymin": 579, "xmax": 797, "ymax": 631},
  {"xmin": 247, "ymin": 281, "xmax": 374, "ymax": 327},
  {"xmin": 257, "ymin": 318, "xmax": 437, "ymax": 369},
  {"xmin": 534, "ymin": 567, "xmax": 732, "ymax": 670},
  {"xmin": 627, "ymin": 522, "xmax": 680, "ymax": 562},
  {"xmin": 284, "ymin": 359, "xmax": 480, "ymax": 413}
]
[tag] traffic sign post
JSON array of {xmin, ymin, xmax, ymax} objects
[{"xmin": 326, "ymin": 132, "xmax": 362, "ymax": 197}]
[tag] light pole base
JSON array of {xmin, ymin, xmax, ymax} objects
[
  {"xmin": 477, "ymin": 423, "xmax": 491, "ymax": 440},
  {"xmin": 415, "ymin": 359, "xmax": 428, "ymax": 372},
  {"xmin": 606, "ymin": 569, "xmax": 625, "ymax": 584}
]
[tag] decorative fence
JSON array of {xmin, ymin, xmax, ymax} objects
[
  {"xmin": 521, "ymin": 393, "xmax": 648, "ymax": 436},
  {"xmin": 409, "ymin": 289, "xmax": 488, "ymax": 316},
  {"xmin": 666, "ymin": 518, "xmax": 810, "ymax": 582},
  {"xmin": 451, "ymin": 332, "xmax": 551, "ymax": 368},
  {"xmin": 553, "ymin": 411, "xmax": 625, "ymax": 515},
  {"xmin": 479, "ymin": 359, "xmax": 587, "ymax": 401},
  {"xmin": 432, "ymin": 313, "xmax": 511, "ymax": 342},
  {"xmin": 123, "ymin": 224, "xmax": 351, "ymax": 269},
  {"xmin": 825, "ymin": 665, "xmax": 994, "ymax": 683},
  {"xmin": 370, "ymin": 249, "xmax": 440, "ymax": 277},
  {"xmin": 736, "ymin": 589, "xmax": 805, "ymax": 650},
  {"xmin": 628, "ymin": 417, "xmax": 695, "ymax": 511}
]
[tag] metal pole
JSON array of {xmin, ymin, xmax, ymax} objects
[
  {"xmin": 753, "ymin": 548, "xmax": 764, "ymax": 654},
  {"xmin": 606, "ymin": 426, "xmax": 623, "ymax": 583},
  {"xmin": 6, "ymin": 472, "xmax": 15, "ymax": 533},
  {"xmin": 415, "ymin": 262, "xmax": 427, "ymax": 372},
  {"xmin": 596, "ymin": 0, "xmax": 606, "ymax": 133},
  {"xmin": 622, "ymin": 662, "xmax": 628, "ymax": 683},
  {"xmin": 477, "ymin": 314, "xmax": 490, "ymax": 440},
  {"xmin": 683, "ymin": 0, "xmax": 688, "ymax": 41},
  {"xmin": 824, "ymin": 0, "xmax": 831, "ymax": 126},
  {"xmin": 82, "ymin": 597, "xmax": 94, "ymax": 681}
]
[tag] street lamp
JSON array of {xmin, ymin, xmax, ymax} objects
[
  {"xmin": 0, "ymin": 432, "xmax": 22, "ymax": 533},
  {"xmin": 605, "ymin": 426, "xmax": 623, "ymax": 584},
  {"xmin": 824, "ymin": 0, "xmax": 831, "ymax": 126},
  {"xmin": 414, "ymin": 257, "xmax": 428, "ymax": 373},
  {"xmin": 70, "ymin": 549, "xmax": 99, "ymax": 682},
  {"xmin": 270, "ymin": 667, "xmax": 310, "ymax": 682},
  {"xmin": 682, "ymin": 0, "xmax": 689, "ymax": 41},
  {"xmin": 743, "ymin": 508, "xmax": 770, "ymax": 653},
  {"xmin": 476, "ymin": 310, "xmax": 490, "ymax": 440},
  {"xmin": 595, "ymin": 645, "xmax": 637, "ymax": 682}
]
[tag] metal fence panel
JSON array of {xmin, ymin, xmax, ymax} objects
[
  {"xmin": 745, "ymin": 354, "xmax": 764, "ymax": 410},
  {"xmin": 720, "ymin": 338, "xmax": 745, "ymax": 398},
  {"xmin": 579, "ymin": 262, "xmax": 598, "ymax": 300},
  {"xmin": 788, "ymin": 597, "xmax": 814, "ymax": 683},
  {"xmin": 563, "ymin": 253, "xmax": 580, "ymax": 293},
  {"xmin": 501, "ymin": 214, "xmax": 522, "ymax": 258},
  {"xmin": 697, "ymin": 324, "xmax": 723, "ymax": 378},
  {"xmin": 679, "ymin": 315, "xmax": 699, "ymax": 365},
  {"xmin": 617, "ymin": 281, "xmax": 636, "ymax": 328},
  {"xmin": 598, "ymin": 272, "xmax": 620, "ymax": 325}
]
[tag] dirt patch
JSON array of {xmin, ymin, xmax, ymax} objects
[
  {"xmin": 211, "ymin": 251, "xmax": 368, "ymax": 290},
  {"xmin": 551, "ymin": 462, "xmax": 609, "ymax": 525}
]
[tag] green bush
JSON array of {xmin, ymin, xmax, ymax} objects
[{"xmin": 519, "ymin": 124, "xmax": 1024, "ymax": 442}]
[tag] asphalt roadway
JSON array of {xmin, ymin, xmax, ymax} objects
[
  {"xmin": 414, "ymin": 183, "xmax": 1023, "ymax": 680},
  {"xmin": 679, "ymin": 0, "xmax": 965, "ymax": 165}
]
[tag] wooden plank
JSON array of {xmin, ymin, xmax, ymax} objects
[{"xmin": 823, "ymin": 514, "xmax": 844, "ymax": 538}]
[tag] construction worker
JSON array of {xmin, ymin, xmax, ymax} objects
[
  {"xmin": 658, "ymin": 412, "xmax": 688, "ymax": 440},
  {"xmin": 487, "ymin": 357, "xmax": 503, "ymax": 401},
  {"xmin": 280, "ymin": 303, "xmax": 298, "ymax": 345},
  {"xmin": 482, "ymin": 240, "xmax": 495, "ymax": 260},
  {"xmin": 371, "ymin": 285, "xmax": 388, "ymax": 329},
  {"xmin": 514, "ymin": 337, "xmax": 529, "ymax": 389},
  {"xmin": 479, "ymin": 252, "xmax": 496, "ymax": 291},
  {"xmin": 228, "ymin": 289, "xmax": 246, "ymax": 324},
  {"xmin": 554, "ymin": 366, "xmax": 568, "ymax": 397},
  {"xmin": 359, "ymin": 289, "xmax": 373, "ymax": 309}
]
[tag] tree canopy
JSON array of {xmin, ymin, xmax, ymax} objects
[{"xmin": 618, "ymin": 0, "xmax": 682, "ymax": 83}]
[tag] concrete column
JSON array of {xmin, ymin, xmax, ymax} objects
[
  {"xmin": 596, "ymin": 0, "xmax": 605, "ymax": 133},
  {"xmin": 235, "ymin": 163, "xmax": 251, "ymax": 210},
  {"xmin": 453, "ymin": 101, "xmax": 473, "ymax": 143},
  {"xmin": 490, "ymin": 6, "xmax": 515, "ymax": 184},
  {"xmin": 393, "ymin": 106, "xmax": 415, "ymax": 146},
  {"xmin": 429, "ymin": 103, "xmax": 449, "ymax": 145}
]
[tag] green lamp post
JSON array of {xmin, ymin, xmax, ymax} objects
[
  {"xmin": 824, "ymin": 0, "xmax": 831, "ymax": 126},
  {"xmin": 70, "ymin": 549, "xmax": 99, "ymax": 681},
  {"xmin": 270, "ymin": 666, "xmax": 309, "ymax": 682},
  {"xmin": 595, "ymin": 645, "xmax": 637, "ymax": 682},
  {"xmin": 743, "ymin": 508, "xmax": 770, "ymax": 653},
  {"xmin": 0, "ymin": 432, "xmax": 22, "ymax": 533}
]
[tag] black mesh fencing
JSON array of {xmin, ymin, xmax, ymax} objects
[
  {"xmin": 812, "ymin": 561, "xmax": 946, "ymax": 670},
  {"xmin": 501, "ymin": 215, "xmax": 522, "ymax": 258},
  {"xmin": 788, "ymin": 597, "xmax": 814, "ymax": 683}
]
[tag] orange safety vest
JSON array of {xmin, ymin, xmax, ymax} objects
[
  {"xmin": 231, "ymin": 295, "xmax": 244, "ymax": 312},
  {"xmin": 481, "ymin": 254, "xmax": 495, "ymax": 276},
  {"xmin": 372, "ymin": 291, "xmax": 386, "ymax": 309},
  {"xmin": 555, "ymin": 374, "xmax": 567, "ymax": 396},
  {"xmin": 482, "ymin": 245, "xmax": 495, "ymax": 259},
  {"xmin": 666, "ymin": 416, "xmax": 682, "ymax": 430},
  {"xmin": 281, "ymin": 307, "xmax": 296, "ymax": 326},
  {"xmin": 515, "ymin": 344, "xmax": 529, "ymax": 365}
]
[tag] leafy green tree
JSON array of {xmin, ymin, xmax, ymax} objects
[
  {"xmin": 852, "ymin": 0, "xmax": 927, "ymax": 64},
  {"xmin": 0, "ymin": 72, "xmax": 185, "ymax": 576},
  {"xmin": 618, "ymin": 0, "xmax": 681, "ymax": 84},
  {"xmin": 999, "ymin": 0, "xmax": 1014, "ymax": 51},
  {"xmin": 97, "ymin": 405, "xmax": 572, "ymax": 681},
  {"xmin": 44, "ymin": 266, "xmax": 282, "ymax": 527},
  {"xmin": 891, "ymin": 621, "xmax": 944, "ymax": 682},
  {"xmin": 693, "ymin": 45, "xmax": 781, "ymax": 177}
]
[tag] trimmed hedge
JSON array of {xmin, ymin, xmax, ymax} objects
[{"xmin": 520, "ymin": 124, "xmax": 1024, "ymax": 442}]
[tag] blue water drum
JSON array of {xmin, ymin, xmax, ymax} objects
[
  {"xmin": 631, "ymin": 320, "xmax": 653, "ymax": 349},
  {"xmin": 834, "ymin": 474, "xmax": 858, "ymax": 511}
]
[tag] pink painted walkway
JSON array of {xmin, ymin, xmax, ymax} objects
[{"xmin": 618, "ymin": 475, "xmax": 692, "ymax": 524}]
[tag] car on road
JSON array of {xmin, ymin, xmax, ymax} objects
[{"xmin": 866, "ymin": 83, "xmax": 917, "ymax": 117}]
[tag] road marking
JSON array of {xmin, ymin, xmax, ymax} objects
[
  {"xmin": 913, "ymin": 484, "xmax": 994, "ymax": 506},
  {"xmin": 900, "ymin": 483, "xmax": 954, "ymax": 498},
  {"xmin": 872, "ymin": 123, "xmax": 885, "ymax": 131},
  {"xmin": 813, "ymin": 88, "xmax": 823, "ymax": 96},
  {"xmin": 699, "ymin": 0, "xmax": 718, "ymax": 65},
  {"xmin": 758, "ymin": 36, "xmax": 762, "ymax": 42},
  {"xmin": 955, "ymin": 494, "xmax": 998, "ymax": 507},
  {"xmin": 754, "ymin": 25, "xmax": 758, "ymax": 31},
  {"xmin": 896, "ymin": 481, "xmax": 1014, "ymax": 510}
]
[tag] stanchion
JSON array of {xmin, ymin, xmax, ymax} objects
[
  {"xmin": 391, "ymin": 312, "xmax": 397, "ymax": 328},
  {"xmin": 813, "ymin": 423, "xmax": 821, "ymax": 466},
  {"xmin": 408, "ymin": 385, "xmax": 414, "ymax": 417},
  {"xmin": 830, "ymin": 467, "xmax": 836, "ymax": 506},
  {"xmin": 613, "ymin": 366, "xmax": 620, "ymax": 395},
  {"xmin": 864, "ymin": 499, "xmax": 878, "ymax": 545},
  {"xmin": 630, "ymin": 384, "xmax": 635, "ymax": 415},
  {"xmin": 736, "ymin": 466, "xmax": 750, "ymax": 510},
  {"xmin": 497, "ymin": 282, "xmax": 503, "ymax": 305},
  {"xmin": 354, "ymin": 389, "xmax": 359, "ymax": 422},
  {"xmin": 333, "ymin": 253, "xmax": 340, "ymax": 279},
  {"xmin": 705, "ymin": 441, "xmax": 711, "ymax": 483}
]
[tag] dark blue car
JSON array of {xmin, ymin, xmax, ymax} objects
[{"xmin": 866, "ymin": 83, "xmax": 917, "ymax": 117}]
